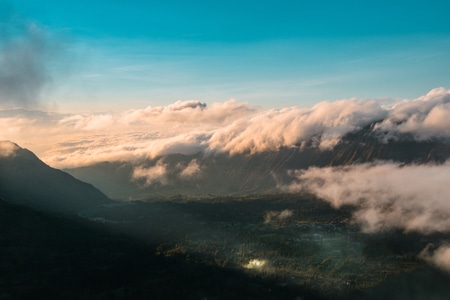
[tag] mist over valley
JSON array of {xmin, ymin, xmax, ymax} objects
[
  {"xmin": 2, "ymin": 2, "xmax": 450, "ymax": 298},
  {"xmin": 2, "ymin": 95, "xmax": 450, "ymax": 298}
]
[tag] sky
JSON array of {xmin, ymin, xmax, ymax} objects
[
  {"xmin": 1, "ymin": 0, "xmax": 450, "ymax": 111},
  {"xmin": 2, "ymin": 1, "xmax": 450, "ymax": 269},
  {"xmin": 1, "ymin": 0, "xmax": 450, "ymax": 163}
]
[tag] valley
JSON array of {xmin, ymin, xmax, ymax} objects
[
  {"xmin": 79, "ymin": 194, "xmax": 450, "ymax": 298},
  {"xmin": 2, "ymin": 125, "xmax": 450, "ymax": 299}
]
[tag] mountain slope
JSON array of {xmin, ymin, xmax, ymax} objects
[
  {"xmin": 0, "ymin": 141, "xmax": 110, "ymax": 212},
  {"xmin": 65, "ymin": 127, "xmax": 450, "ymax": 199}
]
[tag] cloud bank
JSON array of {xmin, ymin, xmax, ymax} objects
[
  {"xmin": 281, "ymin": 161, "xmax": 450, "ymax": 234},
  {"xmin": 0, "ymin": 88, "xmax": 449, "ymax": 168},
  {"xmin": 208, "ymin": 98, "xmax": 386, "ymax": 153}
]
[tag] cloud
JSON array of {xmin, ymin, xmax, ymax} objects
[
  {"xmin": 131, "ymin": 158, "xmax": 203, "ymax": 186},
  {"xmin": 420, "ymin": 244, "xmax": 450, "ymax": 273},
  {"xmin": 59, "ymin": 114, "xmax": 116, "ymax": 131},
  {"xmin": 376, "ymin": 88, "xmax": 450, "ymax": 141},
  {"xmin": 119, "ymin": 99, "xmax": 255, "ymax": 125},
  {"xmin": 208, "ymin": 98, "xmax": 386, "ymax": 154},
  {"xmin": 0, "ymin": 99, "xmax": 251, "ymax": 167},
  {"xmin": 0, "ymin": 116, "xmax": 36, "ymax": 135},
  {"xmin": 1, "ymin": 88, "xmax": 450, "ymax": 169},
  {"xmin": 0, "ymin": 140, "xmax": 19, "ymax": 157},
  {"xmin": 0, "ymin": 10, "xmax": 61, "ymax": 108},
  {"xmin": 132, "ymin": 159, "xmax": 169, "ymax": 186},
  {"xmin": 179, "ymin": 159, "xmax": 201, "ymax": 178},
  {"xmin": 280, "ymin": 161, "xmax": 450, "ymax": 234},
  {"xmin": 264, "ymin": 209, "xmax": 293, "ymax": 224}
]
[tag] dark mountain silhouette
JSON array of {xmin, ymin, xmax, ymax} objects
[
  {"xmin": 65, "ymin": 126, "xmax": 450, "ymax": 200},
  {"xmin": 0, "ymin": 141, "xmax": 111, "ymax": 212}
]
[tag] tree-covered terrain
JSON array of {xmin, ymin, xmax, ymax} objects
[
  {"xmin": 0, "ymin": 198, "xmax": 325, "ymax": 299},
  {"xmin": 3, "ymin": 194, "xmax": 443, "ymax": 299}
]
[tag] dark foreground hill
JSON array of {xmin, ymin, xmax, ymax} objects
[
  {"xmin": 0, "ymin": 198, "xmax": 323, "ymax": 300},
  {"xmin": 2, "ymin": 196, "xmax": 450, "ymax": 300},
  {"xmin": 65, "ymin": 128, "xmax": 450, "ymax": 199},
  {"xmin": 0, "ymin": 141, "xmax": 110, "ymax": 212}
]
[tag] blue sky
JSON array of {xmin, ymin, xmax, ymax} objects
[{"xmin": 4, "ymin": 0, "xmax": 450, "ymax": 111}]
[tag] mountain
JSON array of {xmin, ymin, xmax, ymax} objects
[
  {"xmin": 65, "ymin": 126, "xmax": 450, "ymax": 200},
  {"xmin": 0, "ymin": 141, "xmax": 111, "ymax": 212}
]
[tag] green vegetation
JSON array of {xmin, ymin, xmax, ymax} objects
[
  {"xmin": 82, "ymin": 194, "xmax": 450, "ymax": 298},
  {"xmin": 2, "ymin": 194, "xmax": 450, "ymax": 299},
  {"xmin": 0, "ymin": 198, "xmax": 321, "ymax": 299}
]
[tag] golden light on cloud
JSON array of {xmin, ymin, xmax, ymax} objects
[{"xmin": 1, "ymin": 88, "xmax": 450, "ymax": 169}]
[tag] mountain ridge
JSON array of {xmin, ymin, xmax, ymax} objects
[
  {"xmin": 0, "ymin": 141, "xmax": 111, "ymax": 212},
  {"xmin": 64, "ymin": 126, "xmax": 450, "ymax": 200}
]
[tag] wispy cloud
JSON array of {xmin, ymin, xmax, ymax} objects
[
  {"xmin": 420, "ymin": 244, "xmax": 450, "ymax": 273},
  {"xmin": 178, "ymin": 159, "xmax": 201, "ymax": 178},
  {"xmin": 264, "ymin": 209, "xmax": 293, "ymax": 224}
]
